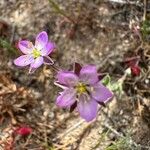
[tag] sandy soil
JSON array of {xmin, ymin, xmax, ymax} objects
[{"xmin": 0, "ymin": 0, "xmax": 149, "ymax": 150}]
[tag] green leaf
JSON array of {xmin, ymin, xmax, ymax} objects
[
  {"xmin": 141, "ymin": 20, "xmax": 150, "ymax": 40},
  {"xmin": 102, "ymin": 74, "xmax": 111, "ymax": 86},
  {"xmin": 108, "ymin": 82, "xmax": 123, "ymax": 96}
]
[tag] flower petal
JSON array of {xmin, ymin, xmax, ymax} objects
[
  {"xmin": 56, "ymin": 88, "xmax": 76, "ymax": 108},
  {"xmin": 35, "ymin": 31, "xmax": 48, "ymax": 50},
  {"xmin": 91, "ymin": 83, "xmax": 113, "ymax": 102},
  {"xmin": 18, "ymin": 40, "xmax": 34, "ymax": 54},
  {"xmin": 79, "ymin": 65, "xmax": 99, "ymax": 85},
  {"xmin": 14, "ymin": 55, "xmax": 34, "ymax": 67},
  {"xmin": 41, "ymin": 42, "xmax": 55, "ymax": 56},
  {"xmin": 77, "ymin": 94, "xmax": 98, "ymax": 122},
  {"xmin": 57, "ymin": 71, "xmax": 78, "ymax": 87},
  {"xmin": 30, "ymin": 56, "xmax": 43, "ymax": 68}
]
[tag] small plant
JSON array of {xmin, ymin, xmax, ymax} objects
[
  {"xmin": 141, "ymin": 20, "xmax": 150, "ymax": 40},
  {"xmin": 0, "ymin": 38, "xmax": 17, "ymax": 55},
  {"xmin": 13, "ymin": 31, "xmax": 113, "ymax": 122},
  {"xmin": 106, "ymin": 136, "xmax": 136, "ymax": 150}
]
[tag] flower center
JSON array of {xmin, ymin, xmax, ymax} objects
[
  {"xmin": 76, "ymin": 83, "xmax": 87, "ymax": 94},
  {"xmin": 32, "ymin": 49, "xmax": 41, "ymax": 58}
]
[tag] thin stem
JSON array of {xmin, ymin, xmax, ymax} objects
[
  {"xmin": 57, "ymin": 120, "xmax": 85, "ymax": 139},
  {"xmin": 48, "ymin": 0, "xmax": 76, "ymax": 24},
  {"xmin": 143, "ymin": 0, "xmax": 147, "ymax": 21},
  {"xmin": 102, "ymin": 122, "xmax": 124, "ymax": 138},
  {"xmin": 51, "ymin": 64, "xmax": 60, "ymax": 72}
]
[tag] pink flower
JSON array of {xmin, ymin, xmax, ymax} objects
[
  {"xmin": 14, "ymin": 31, "xmax": 55, "ymax": 73},
  {"xmin": 15, "ymin": 126, "xmax": 32, "ymax": 136},
  {"xmin": 55, "ymin": 63, "xmax": 113, "ymax": 122}
]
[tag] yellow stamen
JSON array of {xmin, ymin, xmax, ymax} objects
[
  {"xmin": 32, "ymin": 49, "xmax": 41, "ymax": 58},
  {"xmin": 76, "ymin": 83, "xmax": 87, "ymax": 94}
]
